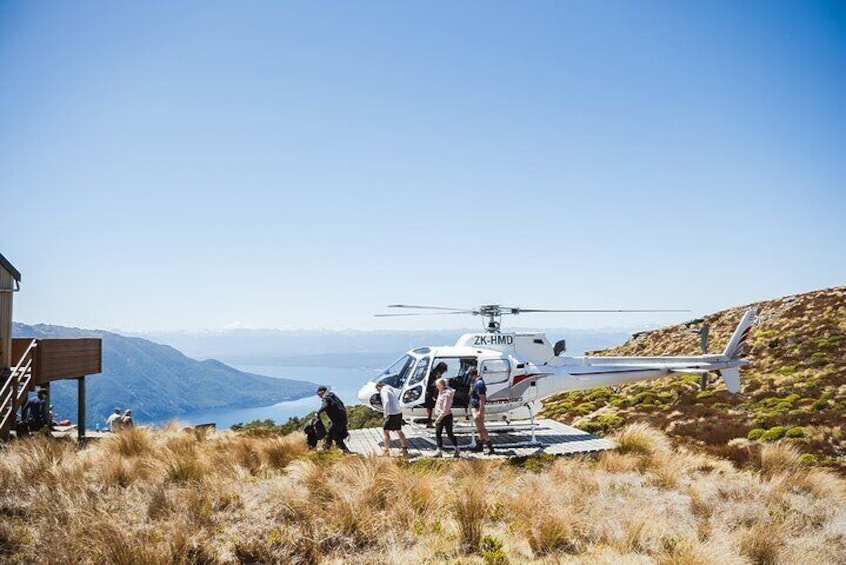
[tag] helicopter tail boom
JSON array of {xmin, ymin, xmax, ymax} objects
[{"xmin": 721, "ymin": 308, "xmax": 757, "ymax": 360}]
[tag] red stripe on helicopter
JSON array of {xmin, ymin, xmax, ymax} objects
[
  {"xmin": 569, "ymin": 368, "xmax": 658, "ymax": 376},
  {"xmin": 511, "ymin": 373, "xmax": 539, "ymax": 386},
  {"xmin": 511, "ymin": 372, "xmax": 555, "ymax": 385}
]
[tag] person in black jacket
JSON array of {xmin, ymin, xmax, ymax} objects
[
  {"xmin": 425, "ymin": 362, "xmax": 448, "ymax": 427},
  {"xmin": 316, "ymin": 386, "xmax": 351, "ymax": 453}
]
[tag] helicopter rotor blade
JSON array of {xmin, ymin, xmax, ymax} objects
[
  {"xmin": 387, "ymin": 304, "xmax": 477, "ymax": 313},
  {"xmin": 513, "ymin": 308, "xmax": 690, "ymax": 313},
  {"xmin": 374, "ymin": 311, "xmax": 471, "ymax": 317}
]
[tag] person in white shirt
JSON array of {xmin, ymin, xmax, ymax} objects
[
  {"xmin": 375, "ymin": 382, "xmax": 409, "ymax": 457},
  {"xmin": 106, "ymin": 408, "xmax": 122, "ymax": 432}
]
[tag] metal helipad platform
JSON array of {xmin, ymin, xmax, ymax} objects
[{"xmin": 346, "ymin": 418, "xmax": 616, "ymax": 458}]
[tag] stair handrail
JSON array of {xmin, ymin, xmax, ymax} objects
[
  {"xmin": 10, "ymin": 339, "xmax": 38, "ymax": 380},
  {"xmin": 0, "ymin": 340, "xmax": 38, "ymax": 435},
  {"xmin": 14, "ymin": 357, "xmax": 35, "ymax": 406}
]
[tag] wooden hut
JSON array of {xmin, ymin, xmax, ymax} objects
[{"xmin": 0, "ymin": 252, "xmax": 102, "ymax": 441}]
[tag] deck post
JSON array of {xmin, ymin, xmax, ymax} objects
[{"xmin": 77, "ymin": 376, "xmax": 86, "ymax": 444}]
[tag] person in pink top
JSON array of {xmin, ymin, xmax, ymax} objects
[{"xmin": 433, "ymin": 378, "xmax": 460, "ymax": 458}]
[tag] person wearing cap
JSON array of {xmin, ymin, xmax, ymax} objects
[
  {"xmin": 375, "ymin": 381, "xmax": 409, "ymax": 457},
  {"xmin": 106, "ymin": 408, "xmax": 122, "ymax": 432},
  {"xmin": 316, "ymin": 386, "xmax": 351, "ymax": 453}
]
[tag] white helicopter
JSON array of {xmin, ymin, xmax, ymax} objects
[{"xmin": 357, "ymin": 304, "xmax": 754, "ymax": 424}]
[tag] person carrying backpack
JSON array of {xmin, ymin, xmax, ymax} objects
[{"xmin": 316, "ymin": 386, "xmax": 351, "ymax": 453}]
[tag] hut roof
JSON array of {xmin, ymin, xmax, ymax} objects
[{"xmin": 0, "ymin": 252, "xmax": 21, "ymax": 282}]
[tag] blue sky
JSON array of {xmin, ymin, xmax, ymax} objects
[{"xmin": 1, "ymin": 1, "xmax": 844, "ymax": 332}]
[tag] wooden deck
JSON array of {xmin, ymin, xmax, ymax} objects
[
  {"xmin": 346, "ymin": 418, "xmax": 616, "ymax": 458},
  {"xmin": 12, "ymin": 338, "xmax": 102, "ymax": 385}
]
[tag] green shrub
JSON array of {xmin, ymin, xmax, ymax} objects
[
  {"xmin": 798, "ymin": 453, "xmax": 818, "ymax": 466},
  {"xmin": 232, "ymin": 405, "xmax": 383, "ymax": 436},
  {"xmin": 785, "ymin": 427, "xmax": 805, "ymax": 438},
  {"xmin": 573, "ymin": 402, "xmax": 597, "ymax": 415},
  {"xmin": 811, "ymin": 398, "xmax": 830, "ymax": 411},
  {"xmin": 580, "ymin": 414, "xmax": 624, "ymax": 435},
  {"xmin": 747, "ymin": 428, "xmax": 765, "ymax": 441},
  {"xmin": 481, "ymin": 535, "xmax": 510, "ymax": 565},
  {"xmin": 586, "ymin": 389, "xmax": 613, "ymax": 404},
  {"xmin": 631, "ymin": 392, "xmax": 656, "ymax": 406},
  {"xmin": 783, "ymin": 393, "xmax": 801, "ymax": 407},
  {"xmin": 761, "ymin": 426, "xmax": 788, "ymax": 442},
  {"xmin": 809, "ymin": 352, "xmax": 831, "ymax": 367}
]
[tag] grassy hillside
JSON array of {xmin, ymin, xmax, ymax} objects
[
  {"xmin": 1, "ymin": 425, "xmax": 844, "ymax": 564},
  {"xmin": 541, "ymin": 286, "xmax": 846, "ymax": 472}
]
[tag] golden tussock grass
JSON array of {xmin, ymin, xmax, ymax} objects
[
  {"xmin": 757, "ymin": 441, "xmax": 802, "ymax": 478},
  {"xmin": 103, "ymin": 425, "xmax": 155, "ymax": 458},
  {"xmin": 1, "ymin": 423, "xmax": 844, "ymax": 564},
  {"xmin": 613, "ymin": 422, "xmax": 672, "ymax": 457},
  {"xmin": 453, "ymin": 476, "xmax": 488, "ymax": 552}
]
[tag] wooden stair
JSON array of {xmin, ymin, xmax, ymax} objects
[{"xmin": 0, "ymin": 339, "xmax": 37, "ymax": 440}]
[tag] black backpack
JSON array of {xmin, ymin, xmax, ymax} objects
[{"xmin": 303, "ymin": 417, "xmax": 327, "ymax": 449}]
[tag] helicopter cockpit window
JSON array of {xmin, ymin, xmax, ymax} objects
[
  {"xmin": 407, "ymin": 357, "xmax": 430, "ymax": 386},
  {"xmin": 480, "ymin": 358, "xmax": 511, "ymax": 384},
  {"xmin": 376, "ymin": 355, "xmax": 415, "ymax": 389}
]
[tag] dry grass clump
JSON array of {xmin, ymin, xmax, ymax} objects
[
  {"xmin": 614, "ymin": 422, "xmax": 671, "ymax": 457},
  {"xmin": 524, "ymin": 505, "xmax": 581, "ymax": 556},
  {"xmin": 103, "ymin": 425, "xmax": 155, "ymax": 457},
  {"xmin": 260, "ymin": 432, "xmax": 309, "ymax": 470},
  {"xmin": 1, "ymin": 423, "xmax": 845, "ymax": 563},
  {"xmin": 13, "ymin": 436, "xmax": 78, "ymax": 487},
  {"xmin": 757, "ymin": 441, "xmax": 801, "ymax": 478},
  {"xmin": 737, "ymin": 521, "xmax": 784, "ymax": 565},
  {"xmin": 607, "ymin": 423, "xmax": 692, "ymax": 488},
  {"xmin": 453, "ymin": 476, "xmax": 489, "ymax": 552}
]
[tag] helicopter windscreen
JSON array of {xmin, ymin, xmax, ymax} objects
[{"xmin": 376, "ymin": 354, "xmax": 415, "ymax": 389}]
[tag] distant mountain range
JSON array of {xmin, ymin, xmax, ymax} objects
[{"xmin": 12, "ymin": 323, "xmax": 318, "ymax": 425}]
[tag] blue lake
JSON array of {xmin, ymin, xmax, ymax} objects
[{"xmin": 175, "ymin": 364, "xmax": 378, "ymax": 430}]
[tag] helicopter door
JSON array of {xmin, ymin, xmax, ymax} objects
[
  {"xmin": 400, "ymin": 357, "xmax": 430, "ymax": 407},
  {"xmin": 437, "ymin": 357, "xmax": 479, "ymax": 409}
]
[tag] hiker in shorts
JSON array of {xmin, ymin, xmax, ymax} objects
[
  {"xmin": 468, "ymin": 368, "xmax": 494, "ymax": 455},
  {"xmin": 375, "ymin": 381, "xmax": 409, "ymax": 457},
  {"xmin": 316, "ymin": 386, "xmax": 351, "ymax": 453}
]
